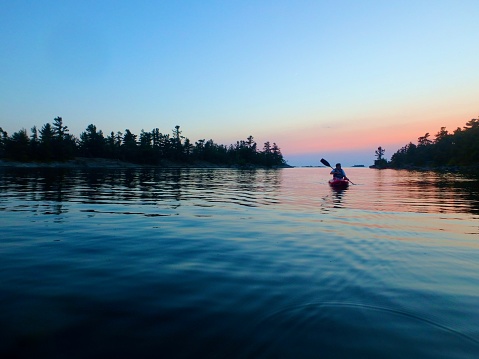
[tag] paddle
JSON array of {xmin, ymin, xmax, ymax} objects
[
  {"xmin": 320, "ymin": 158, "xmax": 334, "ymax": 169},
  {"xmin": 320, "ymin": 158, "xmax": 356, "ymax": 185}
]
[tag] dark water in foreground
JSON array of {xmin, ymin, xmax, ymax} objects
[{"xmin": 1, "ymin": 167, "xmax": 478, "ymax": 358}]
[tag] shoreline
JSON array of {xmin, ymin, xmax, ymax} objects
[
  {"xmin": 0, "ymin": 157, "xmax": 293, "ymax": 170},
  {"xmin": 371, "ymin": 164, "xmax": 479, "ymax": 176}
]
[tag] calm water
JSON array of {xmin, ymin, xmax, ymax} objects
[{"xmin": 1, "ymin": 167, "xmax": 478, "ymax": 358}]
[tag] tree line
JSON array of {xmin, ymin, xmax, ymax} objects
[
  {"xmin": 388, "ymin": 116, "xmax": 479, "ymax": 168},
  {"xmin": 0, "ymin": 117, "xmax": 286, "ymax": 167}
]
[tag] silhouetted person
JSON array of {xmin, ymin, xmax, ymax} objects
[{"xmin": 330, "ymin": 163, "xmax": 349, "ymax": 181}]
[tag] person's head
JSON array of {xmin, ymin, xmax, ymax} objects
[{"xmin": 335, "ymin": 163, "xmax": 341, "ymax": 169}]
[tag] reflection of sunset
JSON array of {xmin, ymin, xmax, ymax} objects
[
  {"xmin": 280, "ymin": 168, "xmax": 479, "ymax": 217},
  {"xmin": 276, "ymin": 168, "xmax": 479, "ymax": 252},
  {"xmin": 354, "ymin": 169, "xmax": 479, "ymax": 215}
]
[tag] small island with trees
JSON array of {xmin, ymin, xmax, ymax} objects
[
  {"xmin": 371, "ymin": 116, "xmax": 479, "ymax": 174},
  {"xmin": 0, "ymin": 117, "xmax": 288, "ymax": 169}
]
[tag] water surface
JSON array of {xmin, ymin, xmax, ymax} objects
[{"xmin": 1, "ymin": 167, "xmax": 478, "ymax": 358}]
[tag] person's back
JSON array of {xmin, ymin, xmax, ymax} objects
[{"xmin": 331, "ymin": 163, "xmax": 346, "ymax": 179}]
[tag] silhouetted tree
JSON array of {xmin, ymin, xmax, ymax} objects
[
  {"xmin": 372, "ymin": 146, "xmax": 388, "ymax": 168},
  {"xmin": 39, "ymin": 123, "xmax": 55, "ymax": 160},
  {"xmin": 432, "ymin": 127, "xmax": 453, "ymax": 164},
  {"xmin": 171, "ymin": 125, "xmax": 184, "ymax": 160},
  {"xmin": 6, "ymin": 129, "xmax": 30, "ymax": 161},
  {"xmin": 417, "ymin": 133, "xmax": 432, "ymax": 147},
  {"xmin": 183, "ymin": 138, "xmax": 193, "ymax": 157},
  {"xmin": 79, "ymin": 124, "xmax": 106, "ymax": 158},
  {"xmin": 389, "ymin": 116, "xmax": 479, "ymax": 168},
  {"xmin": 121, "ymin": 129, "xmax": 138, "ymax": 162},
  {"xmin": 51, "ymin": 116, "xmax": 76, "ymax": 160},
  {"xmin": 434, "ymin": 127, "xmax": 449, "ymax": 144},
  {"xmin": 193, "ymin": 139, "xmax": 206, "ymax": 160},
  {"xmin": 375, "ymin": 146, "xmax": 385, "ymax": 160},
  {"xmin": 0, "ymin": 127, "xmax": 8, "ymax": 158},
  {"xmin": 1, "ymin": 118, "xmax": 287, "ymax": 167},
  {"xmin": 52, "ymin": 116, "xmax": 67, "ymax": 140},
  {"xmin": 29, "ymin": 126, "xmax": 40, "ymax": 160},
  {"xmin": 259, "ymin": 141, "xmax": 284, "ymax": 167},
  {"xmin": 271, "ymin": 143, "xmax": 284, "ymax": 166},
  {"xmin": 138, "ymin": 129, "xmax": 157, "ymax": 164}
]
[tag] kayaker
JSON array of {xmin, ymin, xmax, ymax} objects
[{"xmin": 330, "ymin": 163, "xmax": 349, "ymax": 181}]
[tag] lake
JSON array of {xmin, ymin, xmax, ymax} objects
[{"xmin": 1, "ymin": 167, "xmax": 478, "ymax": 358}]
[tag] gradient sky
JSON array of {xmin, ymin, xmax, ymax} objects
[{"xmin": 1, "ymin": 0, "xmax": 478, "ymax": 166}]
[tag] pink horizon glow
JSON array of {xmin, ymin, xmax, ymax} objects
[{"xmin": 276, "ymin": 115, "xmax": 475, "ymax": 156}]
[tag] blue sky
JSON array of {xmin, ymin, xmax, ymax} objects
[{"xmin": 1, "ymin": 0, "xmax": 478, "ymax": 166}]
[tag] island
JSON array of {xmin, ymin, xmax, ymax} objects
[
  {"xmin": 0, "ymin": 118, "xmax": 290, "ymax": 169},
  {"xmin": 369, "ymin": 117, "xmax": 479, "ymax": 174}
]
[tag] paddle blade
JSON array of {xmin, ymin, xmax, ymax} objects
[{"xmin": 320, "ymin": 158, "xmax": 331, "ymax": 168}]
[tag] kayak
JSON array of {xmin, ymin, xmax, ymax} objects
[
  {"xmin": 329, "ymin": 178, "xmax": 349, "ymax": 188},
  {"xmin": 329, "ymin": 178, "xmax": 349, "ymax": 189}
]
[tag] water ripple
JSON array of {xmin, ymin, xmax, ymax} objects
[{"xmin": 1, "ymin": 167, "xmax": 478, "ymax": 358}]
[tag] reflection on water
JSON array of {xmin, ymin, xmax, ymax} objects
[
  {"xmin": 1, "ymin": 167, "xmax": 478, "ymax": 215},
  {"xmin": 331, "ymin": 187, "xmax": 348, "ymax": 208},
  {"xmin": 0, "ymin": 168, "xmax": 284, "ymax": 216},
  {"xmin": 1, "ymin": 167, "xmax": 478, "ymax": 358}
]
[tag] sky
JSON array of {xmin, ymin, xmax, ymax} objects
[{"xmin": 1, "ymin": 0, "xmax": 478, "ymax": 166}]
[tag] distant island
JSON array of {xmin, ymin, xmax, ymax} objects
[
  {"xmin": 370, "ymin": 116, "xmax": 479, "ymax": 174},
  {"xmin": 0, "ymin": 118, "xmax": 289, "ymax": 169},
  {"xmin": 352, "ymin": 164, "xmax": 365, "ymax": 167}
]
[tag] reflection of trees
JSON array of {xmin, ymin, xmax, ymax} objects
[
  {"xmin": 231, "ymin": 169, "xmax": 282, "ymax": 207},
  {"xmin": 0, "ymin": 168, "xmax": 286, "ymax": 217},
  {"xmin": 388, "ymin": 171, "xmax": 479, "ymax": 214},
  {"xmin": 2, "ymin": 168, "xmax": 476, "ymax": 216},
  {"xmin": 0, "ymin": 168, "xmax": 68, "ymax": 215},
  {"xmin": 430, "ymin": 176, "xmax": 479, "ymax": 215}
]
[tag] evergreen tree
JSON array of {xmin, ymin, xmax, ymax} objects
[
  {"xmin": 121, "ymin": 129, "xmax": 138, "ymax": 162},
  {"xmin": 0, "ymin": 127, "xmax": 8, "ymax": 158},
  {"xmin": 373, "ymin": 146, "xmax": 387, "ymax": 168},
  {"xmin": 171, "ymin": 125, "xmax": 183, "ymax": 160},
  {"xmin": 6, "ymin": 129, "xmax": 30, "ymax": 161},
  {"xmin": 39, "ymin": 123, "xmax": 55, "ymax": 161},
  {"xmin": 79, "ymin": 124, "xmax": 106, "ymax": 157},
  {"xmin": 52, "ymin": 116, "xmax": 68, "ymax": 140},
  {"xmin": 1, "ymin": 118, "xmax": 287, "ymax": 167},
  {"xmin": 138, "ymin": 130, "xmax": 156, "ymax": 164},
  {"xmin": 29, "ymin": 126, "xmax": 40, "ymax": 160},
  {"xmin": 390, "ymin": 117, "xmax": 479, "ymax": 168},
  {"xmin": 375, "ymin": 146, "xmax": 385, "ymax": 160},
  {"xmin": 271, "ymin": 143, "xmax": 284, "ymax": 166},
  {"xmin": 51, "ymin": 116, "xmax": 76, "ymax": 160}
]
